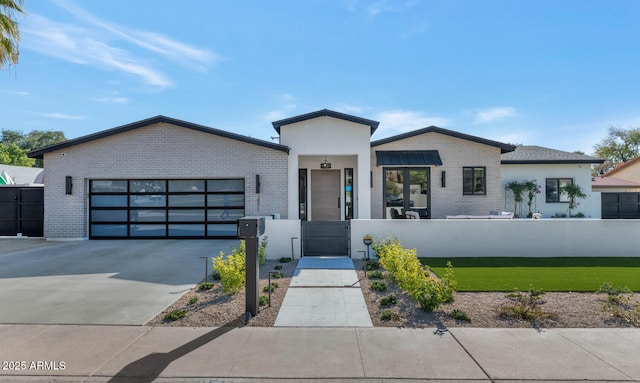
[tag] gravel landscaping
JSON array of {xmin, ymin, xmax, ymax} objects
[{"xmin": 148, "ymin": 258, "xmax": 640, "ymax": 328}]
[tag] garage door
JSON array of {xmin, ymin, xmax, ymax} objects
[
  {"xmin": 89, "ymin": 179, "xmax": 244, "ymax": 238},
  {"xmin": 601, "ymin": 192, "xmax": 640, "ymax": 219}
]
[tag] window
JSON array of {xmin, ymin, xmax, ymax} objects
[
  {"xmin": 463, "ymin": 167, "xmax": 486, "ymax": 195},
  {"xmin": 384, "ymin": 168, "xmax": 429, "ymax": 219},
  {"xmin": 546, "ymin": 178, "xmax": 573, "ymax": 203}
]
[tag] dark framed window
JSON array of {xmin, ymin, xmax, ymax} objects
[
  {"xmin": 463, "ymin": 167, "xmax": 486, "ymax": 195},
  {"xmin": 89, "ymin": 178, "xmax": 244, "ymax": 239},
  {"xmin": 345, "ymin": 168, "xmax": 354, "ymax": 220},
  {"xmin": 384, "ymin": 168, "xmax": 430, "ymax": 219},
  {"xmin": 546, "ymin": 178, "xmax": 573, "ymax": 203}
]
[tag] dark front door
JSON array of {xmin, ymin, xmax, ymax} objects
[{"xmin": 0, "ymin": 187, "xmax": 44, "ymax": 237}]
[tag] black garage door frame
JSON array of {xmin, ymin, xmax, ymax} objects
[{"xmin": 89, "ymin": 179, "xmax": 245, "ymax": 239}]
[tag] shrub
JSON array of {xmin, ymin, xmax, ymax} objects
[
  {"xmin": 380, "ymin": 309, "xmax": 400, "ymax": 321},
  {"xmin": 263, "ymin": 282, "xmax": 279, "ymax": 293},
  {"xmin": 365, "ymin": 260, "xmax": 380, "ymax": 270},
  {"xmin": 372, "ymin": 236, "xmax": 456, "ymax": 312},
  {"xmin": 450, "ymin": 308, "xmax": 471, "ymax": 322},
  {"xmin": 259, "ymin": 295, "xmax": 269, "ymax": 306},
  {"xmin": 499, "ymin": 285, "xmax": 553, "ymax": 321},
  {"xmin": 189, "ymin": 296, "xmax": 199, "ymax": 305},
  {"xmin": 258, "ymin": 236, "xmax": 268, "ymax": 265},
  {"xmin": 270, "ymin": 272, "xmax": 283, "ymax": 279},
  {"xmin": 274, "ymin": 265, "xmax": 283, "ymax": 270},
  {"xmin": 370, "ymin": 281, "xmax": 387, "ymax": 292},
  {"xmin": 164, "ymin": 309, "xmax": 187, "ymax": 321},
  {"xmin": 212, "ymin": 245, "xmax": 246, "ymax": 294},
  {"xmin": 379, "ymin": 294, "xmax": 398, "ymax": 306},
  {"xmin": 367, "ymin": 270, "xmax": 384, "ymax": 279},
  {"xmin": 198, "ymin": 281, "xmax": 215, "ymax": 291},
  {"xmin": 279, "ymin": 257, "xmax": 292, "ymax": 263},
  {"xmin": 598, "ymin": 282, "xmax": 640, "ymax": 326}
]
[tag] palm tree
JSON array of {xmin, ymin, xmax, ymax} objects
[{"xmin": 0, "ymin": 0, "xmax": 25, "ymax": 69}]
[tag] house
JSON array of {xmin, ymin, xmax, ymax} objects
[
  {"xmin": 28, "ymin": 109, "xmax": 604, "ymax": 243},
  {"xmin": 501, "ymin": 146, "xmax": 604, "ymax": 218},
  {"xmin": 592, "ymin": 155, "xmax": 640, "ymax": 218}
]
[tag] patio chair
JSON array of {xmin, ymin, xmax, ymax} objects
[{"xmin": 390, "ymin": 208, "xmax": 405, "ymax": 219}]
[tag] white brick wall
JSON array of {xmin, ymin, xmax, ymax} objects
[
  {"xmin": 370, "ymin": 132, "xmax": 503, "ymax": 219},
  {"xmin": 43, "ymin": 122, "xmax": 288, "ymax": 238}
]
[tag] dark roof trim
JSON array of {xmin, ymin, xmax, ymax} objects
[
  {"xmin": 502, "ymin": 159, "xmax": 604, "ymax": 164},
  {"xmin": 28, "ymin": 115, "xmax": 290, "ymax": 159},
  {"xmin": 272, "ymin": 109, "xmax": 380, "ymax": 135},
  {"xmin": 376, "ymin": 150, "xmax": 443, "ymax": 166},
  {"xmin": 371, "ymin": 126, "xmax": 516, "ymax": 154}
]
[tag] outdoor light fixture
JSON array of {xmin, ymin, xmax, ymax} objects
[
  {"xmin": 256, "ymin": 174, "xmax": 261, "ymax": 194},
  {"xmin": 65, "ymin": 176, "xmax": 72, "ymax": 195},
  {"xmin": 441, "ymin": 171, "xmax": 446, "ymax": 188},
  {"xmin": 320, "ymin": 156, "xmax": 331, "ymax": 169}
]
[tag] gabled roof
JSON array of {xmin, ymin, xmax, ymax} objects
[
  {"xmin": 272, "ymin": 109, "xmax": 380, "ymax": 135},
  {"xmin": 28, "ymin": 115, "xmax": 290, "ymax": 159},
  {"xmin": 371, "ymin": 126, "xmax": 516, "ymax": 154},
  {"xmin": 601, "ymin": 155, "xmax": 640, "ymax": 177},
  {"xmin": 501, "ymin": 145, "xmax": 604, "ymax": 164}
]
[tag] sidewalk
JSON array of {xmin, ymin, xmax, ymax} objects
[{"xmin": 1, "ymin": 324, "xmax": 639, "ymax": 382}]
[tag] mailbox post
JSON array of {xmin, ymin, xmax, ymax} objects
[{"xmin": 238, "ymin": 216, "xmax": 265, "ymax": 319}]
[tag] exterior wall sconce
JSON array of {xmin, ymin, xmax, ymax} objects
[
  {"xmin": 441, "ymin": 171, "xmax": 446, "ymax": 188},
  {"xmin": 65, "ymin": 176, "xmax": 73, "ymax": 194},
  {"xmin": 256, "ymin": 174, "xmax": 261, "ymax": 194}
]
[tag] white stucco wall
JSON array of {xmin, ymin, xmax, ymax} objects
[
  {"xmin": 501, "ymin": 163, "xmax": 599, "ymax": 218},
  {"xmin": 351, "ymin": 219, "xmax": 640, "ymax": 258},
  {"xmin": 279, "ymin": 116, "xmax": 372, "ymax": 219},
  {"xmin": 263, "ymin": 219, "xmax": 301, "ymax": 259}
]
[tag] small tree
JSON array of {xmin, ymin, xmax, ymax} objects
[
  {"xmin": 561, "ymin": 183, "xmax": 587, "ymax": 217},
  {"xmin": 506, "ymin": 179, "xmax": 541, "ymax": 217}
]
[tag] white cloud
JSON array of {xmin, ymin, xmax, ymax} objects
[
  {"xmin": 263, "ymin": 94, "xmax": 298, "ymax": 122},
  {"xmin": 39, "ymin": 113, "xmax": 86, "ymax": 120},
  {"xmin": 22, "ymin": 0, "xmax": 218, "ymax": 89},
  {"xmin": 374, "ymin": 110, "xmax": 451, "ymax": 137},
  {"xmin": 474, "ymin": 107, "xmax": 517, "ymax": 124},
  {"xmin": 92, "ymin": 97, "xmax": 128, "ymax": 104}
]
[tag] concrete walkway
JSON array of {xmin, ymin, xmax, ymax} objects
[
  {"xmin": 1, "ymin": 325, "xmax": 639, "ymax": 382},
  {"xmin": 274, "ymin": 256, "xmax": 373, "ymax": 327}
]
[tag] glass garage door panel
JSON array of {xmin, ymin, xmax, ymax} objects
[{"xmin": 89, "ymin": 179, "xmax": 244, "ymax": 239}]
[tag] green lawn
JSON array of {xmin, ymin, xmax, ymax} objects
[{"xmin": 424, "ymin": 257, "xmax": 640, "ymax": 292}]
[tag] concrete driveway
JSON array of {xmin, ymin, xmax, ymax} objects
[{"xmin": 0, "ymin": 239, "xmax": 237, "ymax": 325}]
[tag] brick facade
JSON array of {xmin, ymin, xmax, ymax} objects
[
  {"xmin": 43, "ymin": 122, "xmax": 288, "ymax": 238},
  {"xmin": 370, "ymin": 132, "xmax": 503, "ymax": 219}
]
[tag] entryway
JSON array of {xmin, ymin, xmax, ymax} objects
[{"xmin": 0, "ymin": 187, "xmax": 44, "ymax": 237}]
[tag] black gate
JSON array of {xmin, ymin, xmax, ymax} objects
[
  {"xmin": 302, "ymin": 221, "xmax": 350, "ymax": 256},
  {"xmin": 0, "ymin": 187, "xmax": 44, "ymax": 237},
  {"xmin": 602, "ymin": 192, "xmax": 640, "ymax": 219}
]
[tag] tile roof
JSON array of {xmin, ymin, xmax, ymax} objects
[
  {"xmin": 601, "ymin": 155, "xmax": 640, "ymax": 177},
  {"xmin": 501, "ymin": 145, "xmax": 604, "ymax": 164},
  {"xmin": 592, "ymin": 176, "xmax": 640, "ymax": 188}
]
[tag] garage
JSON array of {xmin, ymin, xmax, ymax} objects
[
  {"xmin": 90, "ymin": 179, "xmax": 245, "ymax": 238},
  {"xmin": 601, "ymin": 192, "xmax": 640, "ymax": 219}
]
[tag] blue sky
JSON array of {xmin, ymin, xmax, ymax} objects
[{"xmin": 2, "ymin": 0, "xmax": 639, "ymax": 154}]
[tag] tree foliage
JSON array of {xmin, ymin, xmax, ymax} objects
[
  {"xmin": 0, "ymin": 0, "xmax": 25, "ymax": 69},
  {"xmin": 0, "ymin": 129, "xmax": 67, "ymax": 167},
  {"xmin": 593, "ymin": 126, "xmax": 640, "ymax": 173}
]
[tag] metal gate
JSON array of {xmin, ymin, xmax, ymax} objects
[
  {"xmin": 601, "ymin": 192, "xmax": 640, "ymax": 219},
  {"xmin": 302, "ymin": 221, "xmax": 350, "ymax": 256},
  {"xmin": 0, "ymin": 187, "xmax": 44, "ymax": 237}
]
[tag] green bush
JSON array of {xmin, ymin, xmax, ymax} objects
[
  {"xmin": 189, "ymin": 296, "xmax": 199, "ymax": 304},
  {"xmin": 259, "ymin": 295, "xmax": 269, "ymax": 306},
  {"xmin": 379, "ymin": 294, "xmax": 398, "ymax": 306},
  {"xmin": 263, "ymin": 282, "xmax": 279, "ymax": 293},
  {"xmin": 198, "ymin": 281, "xmax": 215, "ymax": 291},
  {"xmin": 274, "ymin": 265, "xmax": 283, "ymax": 270},
  {"xmin": 499, "ymin": 285, "xmax": 553, "ymax": 321},
  {"xmin": 365, "ymin": 260, "xmax": 380, "ymax": 270},
  {"xmin": 164, "ymin": 309, "xmax": 187, "ymax": 321},
  {"xmin": 367, "ymin": 270, "xmax": 384, "ymax": 279},
  {"xmin": 450, "ymin": 308, "xmax": 471, "ymax": 322},
  {"xmin": 279, "ymin": 257, "xmax": 292, "ymax": 263},
  {"xmin": 270, "ymin": 271, "xmax": 283, "ymax": 279},
  {"xmin": 380, "ymin": 309, "xmax": 400, "ymax": 321},
  {"xmin": 258, "ymin": 236, "xmax": 268, "ymax": 265},
  {"xmin": 372, "ymin": 236, "xmax": 456, "ymax": 312},
  {"xmin": 212, "ymin": 245, "xmax": 246, "ymax": 294},
  {"xmin": 370, "ymin": 281, "xmax": 387, "ymax": 292}
]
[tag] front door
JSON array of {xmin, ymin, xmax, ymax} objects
[{"xmin": 311, "ymin": 169, "xmax": 340, "ymax": 221}]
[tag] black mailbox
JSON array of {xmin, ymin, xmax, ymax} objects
[{"xmin": 238, "ymin": 216, "xmax": 265, "ymax": 238}]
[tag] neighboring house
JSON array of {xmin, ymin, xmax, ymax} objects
[
  {"xmin": 28, "ymin": 109, "xmax": 608, "ymax": 240},
  {"xmin": 0, "ymin": 164, "xmax": 44, "ymax": 185},
  {"xmin": 592, "ymin": 155, "xmax": 640, "ymax": 219},
  {"xmin": 500, "ymin": 145, "xmax": 604, "ymax": 218}
]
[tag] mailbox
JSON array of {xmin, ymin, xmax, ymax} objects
[{"xmin": 238, "ymin": 216, "xmax": 265, "ymax": 238}]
